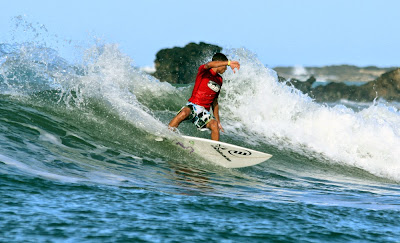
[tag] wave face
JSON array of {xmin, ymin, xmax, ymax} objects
[{"xmin": 1, "ymin": 40, "xmax": 400, "ymax": 242}]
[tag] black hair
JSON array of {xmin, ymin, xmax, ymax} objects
[{"xmin": 212, "ymin": 53, "xmax": 228, "ymax": 61}]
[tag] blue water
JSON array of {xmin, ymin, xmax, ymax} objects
[{"xmin": 1, "ymin": 33, "xmax": 400, "ymax": 241}]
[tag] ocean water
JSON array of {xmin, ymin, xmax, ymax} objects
[{"xmin": 1, "ymin": 40, "xmax": 400, "ymax": 242}]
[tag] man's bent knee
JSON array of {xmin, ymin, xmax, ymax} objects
[{"xmin": 207, "ymin": 119, "xmax": 218, "ymax": 131}]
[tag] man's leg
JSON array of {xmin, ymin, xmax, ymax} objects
[
  {"xmin": 206, "ymin": 119, "xmax": 220, "ymax": 141},
  {"xmin": 169, "ymin": 107, "xmax": 191, "ymax": 129}
]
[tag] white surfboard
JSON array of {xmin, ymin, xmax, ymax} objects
[{"xmin": 170, "ymin": 135, "xmax": 272, "ymax": 168}]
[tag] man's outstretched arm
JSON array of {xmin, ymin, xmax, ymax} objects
[{"xmin": 204, "ymin": 60, "xmax": 240, "ymax": 73}]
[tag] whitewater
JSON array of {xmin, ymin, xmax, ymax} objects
[{"xmin": 1, "ymin": 38, "xmax": 400, "ymax": 241}]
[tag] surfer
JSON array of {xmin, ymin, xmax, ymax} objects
[{"xmin": 168, "ymin": 53, "xmax": 240, "ymax": 141}]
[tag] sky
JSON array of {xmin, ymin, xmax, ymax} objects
[{"xmin": 1, "ymin": 0, "xmax": 399, "ymax": 68}]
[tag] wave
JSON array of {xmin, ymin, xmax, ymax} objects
[
  {"xmin": 1, "ymin": 40, "xmax": 400, "ymax": 182},
  {"xmin": 220, "ymin": 48, "xmax": 400, "ymax": 181},
  {"xmin": 0, "ymin": 42, "xmax": 180, "ymax": 136}
]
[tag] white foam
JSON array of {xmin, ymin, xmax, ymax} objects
[
  {"xmin": 139, "ymin": 65, "xmax": 156, "ymax": 74},
  {"xmin": 0, "ymin": 153, "xmax": 79, "ymax": 183},
  {"xmin": 292, "ymin": 65, "xmax": 308, "ymax": 76},
  {"xmin": 23, "ymin": 123, "xmax": 66, "ymax": 147},
  {"xmin": 221, "ymin": 49, "xmax": 400, "ymax": 181},
  {"xmin": 58, "ymin": 44, "xmax": 175, "ymax": 136},
  {"xmin": 39, "ymin": 131, "xmax": 62, "ymax": 145}
]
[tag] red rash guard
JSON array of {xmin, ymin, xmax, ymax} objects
[{"xmin": 188, "ymin": 64, "xmax": 223, "ymax": 110}]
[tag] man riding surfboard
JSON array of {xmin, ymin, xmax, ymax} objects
[{"xmin": 168, "ymin": 53, "xmax": 240, "ymax": 141}]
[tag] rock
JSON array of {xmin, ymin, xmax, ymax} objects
[
  {"xmin": 287, "ymin": 76, "xmax": 316, "ymax": 94},
  {"xmin": 371, "ymin": 68, "xmax": 400, "ymax": 101},
  {"xmin": 312, "ymin": 82, "xmax": 358, "ymax": 102},
  {"xmin": 153, "ymin": 42, "xmax": 222, "ymax": 84},
  {"xmin": 281, "ymin": 68, "xmax": 400, "ymax": 102},
  {"xmin": 275, "ymin": 64, "xmax": 395, "ymax": 82}
]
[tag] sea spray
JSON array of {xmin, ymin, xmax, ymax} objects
[
  {"xmin": 221, "ymin": 48, "xmax": 400, "ymax": 181},
  {"xmin": 0, "ymin": 41, "xmax": 180, "ymax": 137},
  {"xmin": 61, "ymin": 43, "xmax": 172, "ymax": 135}
]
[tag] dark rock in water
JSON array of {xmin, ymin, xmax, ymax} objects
[
  {"xmin": 371, "ymin": 68, "xmax": 400, "ymax": 101},
  {"xmin": 286, "ymin": 76, "xmax": 316, "ymax": 94},
  {"xmin": 275, "ymin": 64, "xmax": 395, "ymax": 82},
  {"xmin": 282, "ymin": 68, "xmax": 400, "ymax": 102},
  {"xmin": 153, "ymin": 42, "xmax": 222, "ymax": 84},
  {"xmin": 311, "ymin": 82, "xmax": 359, "ymax": 102}
]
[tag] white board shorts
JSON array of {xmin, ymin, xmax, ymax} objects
[{"xmin": 178, "ymin": 102, "xmax": 214, "ymax": 129}]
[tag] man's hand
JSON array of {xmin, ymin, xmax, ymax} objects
[{"xmin": 229, "ymin": 61, "xmax": 240, "ymax": 73}]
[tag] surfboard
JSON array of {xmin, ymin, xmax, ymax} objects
[{"xmin": 169, "ymin": 135, "xmax": 272, "ymax": 168}]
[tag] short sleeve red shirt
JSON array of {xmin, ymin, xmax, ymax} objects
[{"xmin": 188, "ymin": 65, "xmax": 223, "ymax": 110}]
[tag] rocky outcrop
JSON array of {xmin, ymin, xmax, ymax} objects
[
  {"xmin": 286, "ymin": 76, "xmax": 316, "ymax": 94},
  {"xmin": 275, "ymin": 65, "xmax": 395, "ymax": 82},
  {"xmin": 369, "ymin": 68, "xmax": 400, "ymax": 101},
  {"xmin": 153, "ymin": 42, "xmax": 222, "ymax": 84},
  {"xmin": 286, "ymin": 68, "xmax": 400, "ymax": 102}
]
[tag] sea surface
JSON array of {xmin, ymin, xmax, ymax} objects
[{"xmin": 1, "ymin": 39, "xmax": 400, "ymax": 242}]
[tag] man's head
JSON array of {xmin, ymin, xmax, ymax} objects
[
  {"xmin": 212, "ymin": 53, "xmax": 228, "ymax": 62},
  {"xmin": 212, "ymin": 53, "xmax": 228, "ymax": 74}
]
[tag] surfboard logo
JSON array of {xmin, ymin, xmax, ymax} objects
[
  {"xmin": 207, "ymin": 81, "xmax": 220, "ymax": 92},
  {"xmin": 228, "ymin": 150, "xmax": 252, "ymax": 157},
  {"xmin": 176, "ymin": 142, "xmax": 194, "ymax": 154},
  {"xmin": 211, "ymin": 144, "xmax": 231, "ymax": 162}
]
